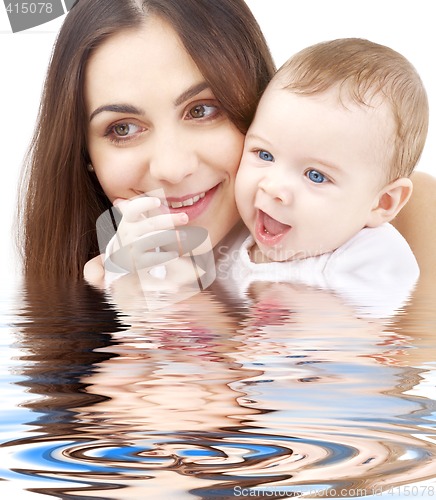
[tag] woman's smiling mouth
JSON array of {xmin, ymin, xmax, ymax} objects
[
  {"xmin": 159, "ymin": 184, "xmax": 221, "ymax": 219},
  {"xmin": 162, "ymin": 191, "xmax": 206, "ymax": 208}
]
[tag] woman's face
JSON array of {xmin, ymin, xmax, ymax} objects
[{"xmin": 85, "ymin": 16, "xmax": 244, "ymax": 248}]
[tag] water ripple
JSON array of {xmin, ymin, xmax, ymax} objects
[{"xmin": 2, "ymin": 427, "xmax": 436, "ymax": 497}]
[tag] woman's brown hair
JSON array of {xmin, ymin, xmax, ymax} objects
[{"xmin": 18, "ymin": 0, "xmax": 275, "ymax": 280}]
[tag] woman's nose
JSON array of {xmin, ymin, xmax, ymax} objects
[{"xmin": 148, "ymin": 133, "xmax": 198, "ymax": 184}]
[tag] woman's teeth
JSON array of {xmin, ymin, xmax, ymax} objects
[{"xmin": 162, "ymin": 192, "xmax": 206, "ymax": 208}]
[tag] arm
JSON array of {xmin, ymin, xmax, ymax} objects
[{"xmin": 392, "ymin": 171, "xmax": 436, "ymax": 277}]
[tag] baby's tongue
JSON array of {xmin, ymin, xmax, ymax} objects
[{"xmin": 263, "ymin": 212, "xmax": 290, "ymax": 235}]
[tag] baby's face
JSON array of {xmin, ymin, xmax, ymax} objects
[{"xmin": 235, "ymin": 82, "xmax": 394, "ymax": 263}]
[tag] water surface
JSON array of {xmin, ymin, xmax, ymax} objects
[{"xmin": 1, "ymin": 275, "xmax": 436, "ymax": 499}]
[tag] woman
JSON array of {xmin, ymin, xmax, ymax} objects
[
  {"xmin": 18, "ymin": 0, "xmax": 435, "ymax": 282},
  {"xmin": 18, "ymin": 0, "xmax": 274, "ymax": 280}
]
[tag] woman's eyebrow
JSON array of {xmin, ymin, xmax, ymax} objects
[
  {"xmin": 174, "ymin": 82, "xmax": 209, "ymax": 106},
  {"xmin": 89, "ymin": 82, "xmax": 209, "ymax": 121},
  {"xmin": 89, "ymin": 104, "xmax": 144, "ymax": 122}
]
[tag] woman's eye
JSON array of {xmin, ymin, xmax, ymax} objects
[
  {"xmin": 105, "ymin": 122, "xmax": 144, "ymax": 143},
  {"xmin": 113, "ymin": 123, "xmax": 131, "ymax": 136},
  {"xmin": 306, "ymin": 169, "xmax": 327, "ymax": 183},
  {"xmin": 258, "ymin": 150, "xmax": 274, "ymax": 162},
  {"xmin": 190, "ymin": 105, "xmax": 207, "ymax": 119},
  {"xmin": 186, "ymin": 103, "xmax": 220, "ymax": 120}
]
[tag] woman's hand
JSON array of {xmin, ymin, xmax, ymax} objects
[
  {"xmin": 106, "ymin": 195, "xmax": 189, "ymax": 273},
  {"xmin": 84, "ymin": 194, "xmax": 189, "ymax": 287},
  {"xmin": 83, "ymin": 254, "xmax": 105, "ymax": 286},
  {"xmin": 85, "ymin": 193, "xmax": 216, "ymax": 298}
]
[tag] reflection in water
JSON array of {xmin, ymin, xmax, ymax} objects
[{"xmin": 1, "ymin": 275, "xmax": 436, "ymax": 498}]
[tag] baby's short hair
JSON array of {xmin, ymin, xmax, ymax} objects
[{"xmin": 276, "ymin": 38, "xmax": 428, "ymax": 180}]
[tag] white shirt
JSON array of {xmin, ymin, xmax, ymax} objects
[{"xmin": 223, "ymin": 223, "xmax": 419, "ymax": 318}]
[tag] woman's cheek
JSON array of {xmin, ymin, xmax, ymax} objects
[
  {"xmin": 94, "ymin": 150, "xmax": 143, "ymax": 200},
  {"xmin": 227, "ymin": 130, "xmax": 245, "ymax": 174}
]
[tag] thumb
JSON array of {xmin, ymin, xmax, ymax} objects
[
  {"xmin": 112, "ymin": 198, "xmax": 129, "ymax": 215},
  {"xmin": 113, "ymin": 198, "xmax": 127, "ymax": 207}
]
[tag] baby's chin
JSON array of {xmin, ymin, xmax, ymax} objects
[
  {"xmin": 254, "ymin": 241, "xmax": 324, "ymax": 263},
  {"xmin": 250, "ymin": 242, "xmax": 294, "ymax": 264}
]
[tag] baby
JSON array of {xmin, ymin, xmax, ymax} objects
[
  {"xmin": 93, "ymin": 38, "xmax": 428, "ymax": 315},
  {"xmin": 230, "ymin": 38, "xmax": 428, "ymax": 315}
]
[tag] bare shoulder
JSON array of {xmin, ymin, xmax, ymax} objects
[
  {"xmin": 393, "ymin": 171, "xmax": 436, "ymax": 275},
  {"xmin": 410, "ymin": 171, "xmax": 436, "ymax": 197}
]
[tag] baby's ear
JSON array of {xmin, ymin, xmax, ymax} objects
[{"xmin": 366, "ymin": 177, "xmax": 413, "ymax": 228}]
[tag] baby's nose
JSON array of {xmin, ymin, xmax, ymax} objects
[{"xmin": 258, "ymin": 175, "xmax": 293, "ymax": 205}]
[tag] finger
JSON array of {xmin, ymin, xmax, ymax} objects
[
  {"xmin": 83, "ymin": 254, "xmax": 105, "ymax": 287},
  {"xmin": 131, "ymin": 229, "xmax": 183, "ymax": 252},
  {"xmin": 129, "ymin": 213, "xmax": 188, "ymax": 238},
  {"xmin": 113, "ymin": 197, "xmax": 127, "ymax": 207},
  {"xmin": 130, "ymin": 226, "xmax": 210, "ymax": 254},
  {"xmin": 107, "ymin": 243, "xmax": 179, "ymax": 272},
  {"xmin": 121, "ymin": 196, "xmax": 162, "ymax": 222},
  {"xmin": 161, "ymin": 226, "xmax": 209, "ymax": 254},
  {"xmin": 134, "ymin": 250, "xmax": 179, "ymax": 270}
]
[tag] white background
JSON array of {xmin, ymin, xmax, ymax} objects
[{"xmin": 1, "ymin": 1, "xmax": 435, "ymax": 284}]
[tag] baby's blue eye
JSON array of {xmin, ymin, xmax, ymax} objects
[
  {"xmin": 306, "ymin": 169, "xmax": 327, "ymax": 183},
  {"xmin": 258, "ymin": 150, "xmax": 274, "ymax": 162}
]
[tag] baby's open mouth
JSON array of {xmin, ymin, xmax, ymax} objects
[
  {"xmin": 262, "ymin": 211, "xmax": 291, "ymax": 236},
  {"xmin": 256, "ymin": 210, "xmax": 292, "ymax": 246}
]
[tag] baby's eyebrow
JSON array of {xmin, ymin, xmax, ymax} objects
[
  {"xmin": 89, "ymin": 104, "xmax": 144, "ymax": 122},
  {"xmin": 245, "ymin": 132, "xmax": 273, "ymax": 146}
]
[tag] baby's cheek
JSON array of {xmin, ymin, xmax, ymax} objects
[
  {"xmin": 235, "ymin": 182, "xmax": 251, "ymax": 223},
  {"xmin": 237, "ymin": 159, "xmax": 256, "ymax": 192},
  {"xmin": 234, "ymin": 167, "xmax": 246, "ymax": 204}
]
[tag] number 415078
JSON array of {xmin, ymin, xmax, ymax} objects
[{"xmin": 5, "ymin": 3, "xmax": 53, "ymax": 14}]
